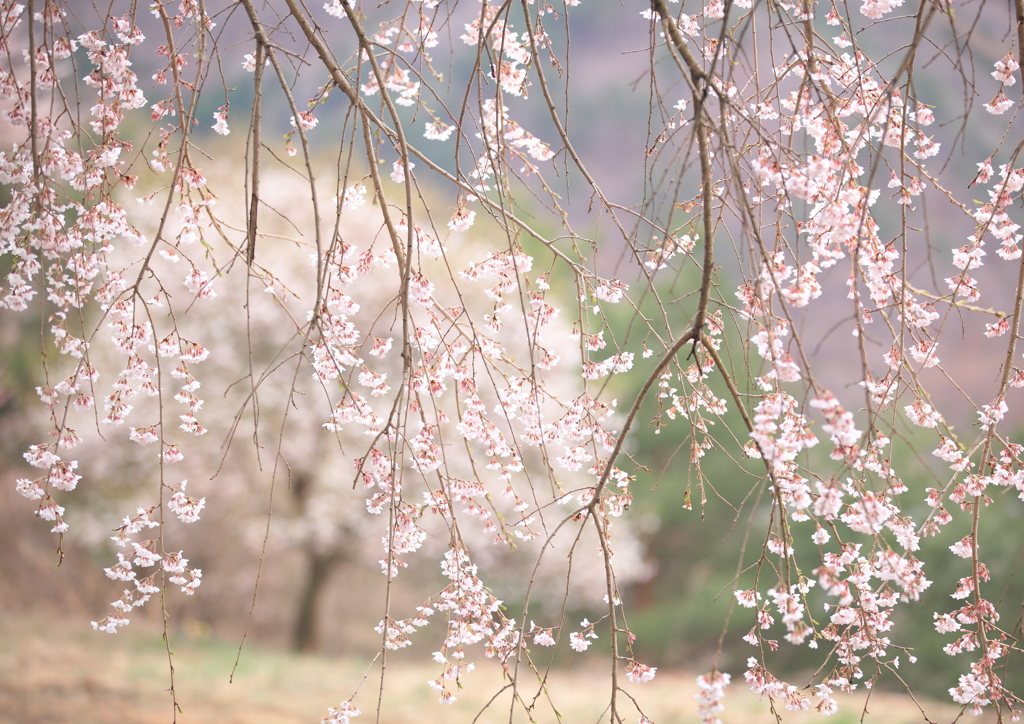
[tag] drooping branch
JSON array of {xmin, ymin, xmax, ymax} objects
[
  {"xmin": 247, "ymin": 41, "xmax": 265, "ymax": 265},
  {"xmin": 280, "ymin": 0, "xmax": 408, "ymax": 278},
  {"xmin": 1017, "ymin": 0, "xmax": 1024, "ymax": 82},
  {"xmin": 586, "ymin": 0, "xmax": 719, "ymax": 507}
]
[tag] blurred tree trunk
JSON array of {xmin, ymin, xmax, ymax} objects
[{"xmin": 292, "ymin": 547, "xmax": 344, "ymax": 652}]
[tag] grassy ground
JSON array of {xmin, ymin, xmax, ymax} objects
[{"xmin": 0, "ymin": 612, "xmax": 979, "ymax": 724}]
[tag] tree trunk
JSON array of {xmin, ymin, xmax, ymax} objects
[{"xmin": 292, "ymin": 548, "xmax": 342, "ymax": 653}]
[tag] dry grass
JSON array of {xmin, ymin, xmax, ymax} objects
[{"xmin": 0, "ymin": 611, "xmax": 978, "ymax": 724}]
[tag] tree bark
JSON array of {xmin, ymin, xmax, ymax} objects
[{"xmin": 292, "ymin": 548, "xmax": 343, "ymax": 653}]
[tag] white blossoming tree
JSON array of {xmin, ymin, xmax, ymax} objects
[{"xmin": 4, "ymin": 0, "xmax": 1024, "ymax": 721}]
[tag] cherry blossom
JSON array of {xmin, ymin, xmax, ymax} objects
[{"xmin": 5, "ymin": 0, "xmax": 1024, "ymax": 720}]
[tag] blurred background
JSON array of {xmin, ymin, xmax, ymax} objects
[{"xmin": 3, "ymin": 0, "xmax": 1024, "ymax": 721}]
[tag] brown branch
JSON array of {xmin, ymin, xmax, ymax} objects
[
  {"xmin": 1017, "ymin": 0, "xmax": 1024, "ymax": 85},
  {"xmin": 240, "ymin": 0, "xmax": 325, "ymax": 307},
  {"xmin": 652, "ymin": 0, "xmax": 715, "ymax": 330},
  {"xmin": 247, "ymin": 41, "xmax": 265, "ymax": 265},
  {"xmin": 281, "ymin": 0, "xmax": 408, "ymax": 277},
  {"xmin": 583, "ymin": 0, "xmax": 721, "ymax": 510}
]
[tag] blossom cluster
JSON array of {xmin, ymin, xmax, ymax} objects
[{"xmin": 6, "ymin": 0, "xmax": 1024, "ymax": 721}]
